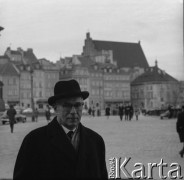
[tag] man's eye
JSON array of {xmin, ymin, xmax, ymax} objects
[
  {"xmin": 74, "ymin": 103, "xmax": 83, "ymax": 108},
  {"xmin": 64, "ymin": 103, "xmax": 72, "ymax": 108}
]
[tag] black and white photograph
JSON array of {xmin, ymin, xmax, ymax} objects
[{"xmin": 0, "ymin": 0, "xmax": 183, "ymax": 179}]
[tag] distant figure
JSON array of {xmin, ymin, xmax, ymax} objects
[
  {"xmin": 105, "ymin": 106, "xmax": 110, "ymax": 119},
  {"xmin": 176, "ymin": 105, "xmax": 184, "ymax": 158},
  {"xmin": 129, "ymin": 104, "xmax": 134, "ymax": 121},
  {"xmin": 125, "ymin": 104, "xmax": 129, "ymax": 121},
  {"xmin": 92, "ymin": 106, "xmax": 95, "ymax": 117},
  {"xmin": 134, "ymin": 108, "xmax": 140, "ymax": 121},
  {"xmin": 45, "ymin": 105, "xmax": 51, "ymax": 123},
  {"xmin": 7, "ymin": 105, "xmax": 17, "ymax": 133},
  {"xmin": 88, "ymin": 107, "xmax": 92, "ymax": 116},
  {"xmin": 96, "ymin": 105, "xmax": 100, "ymax": 116},
  {"xmin": 34, "ymin": 108, "xmax": 39, "ymax": 122},
  {"xmin": 118, "ymin": 104, "xmax": 124, "ymax": 121}
]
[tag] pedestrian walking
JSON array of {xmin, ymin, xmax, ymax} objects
[
  {"xmin": 134, "ymin": 108, "xmax": 140, "ymax": 120},
  {"xmin": 7, "ymin": 104, "xmax": 17, "ymax": 133},
  {"xmin": 176, "ymin": 105, "xmax": 184, "ymax": 158},
  {"xmin": 129, "ymin": 104, "xmax": 134, "ymax": 121},
  {"xmin": 88, "ymin": 106, "xmax": 92, "ymax": 116},
  {"xmin": 34, "ymin": 108, "xmax": 39, "ymax": 122},
  {"xmin": 96, "ymin": 104, "xmax": 100, "ymax": 116},
  {"xmin": 92, "ymin": 106, "xmax": 95, "ymax": 117},
  {"xmin": 125, "ymin": 104, "xmax": 129, "ymax": 121},
  {"xmin": 118, "ymin": 104, "xmax": 124, "ymax": 121},
  {"xmin": 45, "ymin": 105, "xmax": 51, "ymax": 123},
  {"xmin": 13, "ymin": 79, "xmax": 108, "ymax": 179},
  {"xmin": 105, "ymin": 105, "xmax": 110, "ymax": 119}
]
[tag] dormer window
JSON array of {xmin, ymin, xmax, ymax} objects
[
  {"xmin": 94, "ymin": 65, "xmax": 98, "ymax": 70},
  {"xmin": 109, "ymin": 69, "xmax": 112, "ymax": 73},
  {"xmin": 27, "ymin": 66, "xmax": 31, "ymax": 71}
]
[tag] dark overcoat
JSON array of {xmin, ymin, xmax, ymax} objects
[
  {"xmin": 176, "ymin": 111, "xmax": 184, "ymax": 142},
  {"xmin": 7, "ymin": 108, "xmax": 16, "ymax": 124},
  {"xmin": 105, "ymin": 107, "xmax": 110, "ymax": 116},
  {"xmin": 13, "ymin": 117, "xmax": 108, "ymax": 179}
]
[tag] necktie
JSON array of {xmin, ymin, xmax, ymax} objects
[{"xmin": 67, "ymin": 131, "xmax": 74, "ymax": 141}]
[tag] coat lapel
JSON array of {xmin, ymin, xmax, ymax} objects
[
  {"xmin": 46, "ymin": 118, "xmax": 77, "ymax": 162},
  {"xmin": 75, "ymin": 123, "xmax": 90, "ymax": 177}
]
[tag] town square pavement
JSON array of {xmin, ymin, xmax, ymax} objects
[{"xmin": 0, "ymin": 114, "xmax": 183, "ymax": 179}]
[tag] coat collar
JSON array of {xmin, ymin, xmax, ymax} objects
[
  {"xmin": 46, "ymin": 117, "xmax": 91, "ymax": 177},
  {"xmin": 46, "ymin": 117, "xmax": 77, "ymax": 162}
]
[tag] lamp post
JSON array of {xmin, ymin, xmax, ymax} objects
[
  {"xmin": 30, "ymin": 67, "xmax": 35, "ymax": 122},
  {"xmin": 0, "ymin": 26, "xmax": 4, "ymax": 34}
]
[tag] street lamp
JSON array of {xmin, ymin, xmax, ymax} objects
[
  {"xmin": 0, "ymin": 26, "xmax": 4, "ymax": 35},
  {"xmin": 29, "ymin": 66, "xmax": 35, "ymax": 121}
]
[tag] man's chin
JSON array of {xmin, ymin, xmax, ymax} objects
[{"xmin": 68, "ymin": 121, "xmax": 79, "ymax": 128}]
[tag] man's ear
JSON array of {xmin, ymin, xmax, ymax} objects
[{"xmin": 54, "ymin": 105, "xmax": 57, "ymax": 112}]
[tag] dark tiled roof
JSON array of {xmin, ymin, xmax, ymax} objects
[
  {"xmin": 0, "ymin": 55, "xmax": 10, "ymax": 64},
  {"xmin": 131, "ymin": 66, "xmax": 178, "ymax": 85},
  {"xmin": 0, "ymin": 55, "xmax": 9, "ymax": 58},
  {"xmin": 10, "ymin": 50, "xmax": 22, "ymax": 55},
  {"xmin": 23, "ymin": 51, "xmax": 38, "ymax": 64},
  {"xmin": 93, "ymin": 40, "xmax": 149, "ymax": 68},
  {"xmin": 0, "ymin": 62, "xmax": 20, "ymax": 76}
]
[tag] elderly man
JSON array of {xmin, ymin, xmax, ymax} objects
[{"xmin": 13, "ymin": 79, "xmax": 108, "ymax": 179}]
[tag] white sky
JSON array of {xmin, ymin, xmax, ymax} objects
[{"xmin": 0, "ymin": 0, "xmax": 183, "ymax": 80}]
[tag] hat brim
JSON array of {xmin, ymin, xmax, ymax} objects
[{"xmin": 48, "ymin": 91, "xmax": 89, "ymax": 106}]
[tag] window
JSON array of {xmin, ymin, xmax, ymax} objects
[
  {"xmin": 92, "ymin": 89, "xmax": 95, "ymax": 95},
  {"xmin": 38, "ymin": 104, "xmax": 43, "ymax": 109}
]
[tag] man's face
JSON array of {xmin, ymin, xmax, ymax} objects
[{"xmin": 55, "ymin": 96, "xmax": 84, "ymax": 130}]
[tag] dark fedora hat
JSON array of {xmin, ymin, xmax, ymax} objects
[{"xmin": 48, "ymin": 79, "xmax": 89, "ymax": 106}]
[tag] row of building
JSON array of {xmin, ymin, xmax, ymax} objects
[{"xmin": 0, "ymin": 32, "xmax": 183, "ymax": 112}]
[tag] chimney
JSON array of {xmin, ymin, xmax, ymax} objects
[
  {"xmin": 17, "ymin": 47, "xmax": 24, "ymax": 56},
  {"xmin": 86, "ymin": 32, "xmax": 90, "ymax": 39},
  {"xmin": 27, "ymin": 48, "xmax": 33, "ymax": 53},
  {"xmin": 155, "ymin": 59, "xmax": 158, "ymax": 67}
]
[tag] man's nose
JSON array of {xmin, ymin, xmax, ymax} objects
[{"xmin": 70, "ymin": 106, "xmax": 77, "ymax": 113}]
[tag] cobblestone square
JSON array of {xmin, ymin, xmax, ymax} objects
[{"xmin": 0, "ymin": 114, "xmax": 183, "ymax": 179}]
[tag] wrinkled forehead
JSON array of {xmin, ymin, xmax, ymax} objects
[{"xmin": 55, "ymin": 96, "xmax": 83, "ymax": 104}]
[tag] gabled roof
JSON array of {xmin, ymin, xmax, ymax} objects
[
  {"xmin": 0, "ymin": 55, "xmax": 10, "ymax": 64},
  {"xmin": 93, "ymin": 40, "xmax": 149, "ymax": 68},
  {"xmin": 0, "ymin": 62, "xmax": 20, "ymax": 76},
  {"xmin": 131, "ymin": 64, "xmax": 178, "ymax": 85},
  {"xmin": 23, "ymin": 50, "xmax": 38, "ymax": 64},
  {"xmin": 11, "ymin": 50, "xmax": 22, "ymax": 55}
]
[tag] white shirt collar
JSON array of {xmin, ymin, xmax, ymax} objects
[{"xmin": 61, "ymin": 124, "xmax": 76, "ymax": 134}]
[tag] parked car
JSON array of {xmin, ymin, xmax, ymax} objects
[
  {"xmin": 50, "ymin": 108, "xmax": 55, "ymax": 114},
  {"xmin": 160, "ymin": 110, "xmax": 170, "ymax": 119},
  {"xmin": 82, "ymin": 109, "xmax": 88, "ymax": 115},
  {"xmin": 0, "ymin": 111, "xmax": 27, "ymax": 125},
  {"xmin": 22, "ymin": 108, "xmax": 33, "ymax": 113}
]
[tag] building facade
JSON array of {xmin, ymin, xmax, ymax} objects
[
  {"xmin": 0, "ymin": 57, "xmax": 20, "ymax": 105},
  {"xmin": 58, "ymin": 54, "xmax": 146, "ymax": 114},
  {"xmin": 131, "ymin": 61, "xmax": 180, "ymax": 110},
  {"xmin": 1, "ymin": 47, "xmax": 60, "ymax": 111}
]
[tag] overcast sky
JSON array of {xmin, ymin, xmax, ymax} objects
[{"xmin": 0, "ymin": 0, "xmax": 183, "ymax": 80}]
